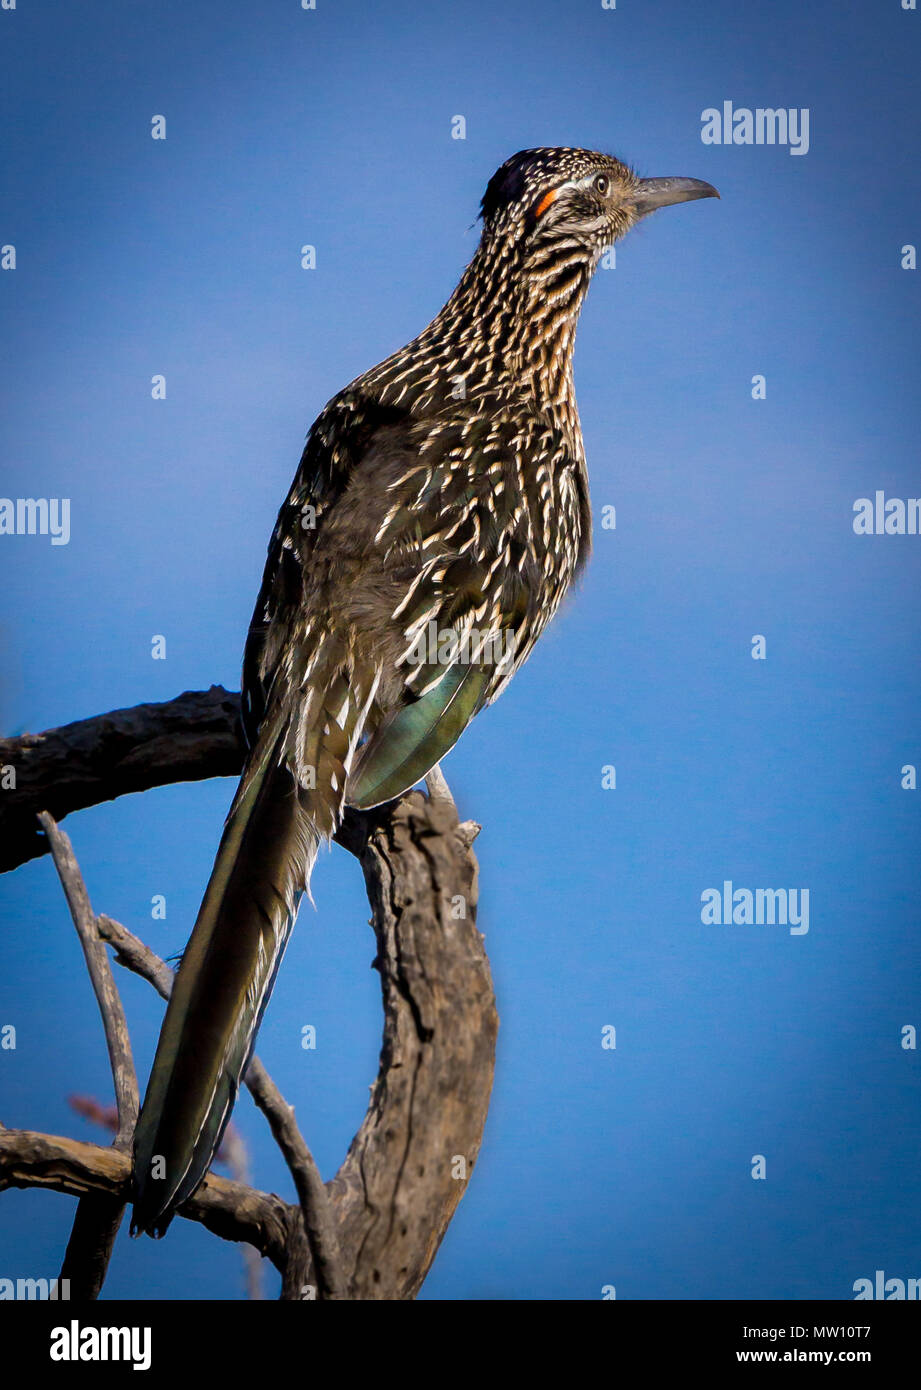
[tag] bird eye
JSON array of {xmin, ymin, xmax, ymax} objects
[{"xmin": 594, "ymin": 174, "xmax": 610, "ymax": 196}]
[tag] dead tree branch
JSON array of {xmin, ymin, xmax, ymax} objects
[
  {"xmin": 0, "ymin": 691, "xmax": 497, "ymax": 1299},
  {"xmin": 38, "ymin": 816, "xmax": 138, "ymax": 1145},
  {"xmin": 0, "ymin": 686, "xmax": 244, "ymax": 873},
  {"xmin": 245, "ymin": 1059, "xmax": 346, "ymax": 1301},
  {"xmin": 38, "ymin": 812, "xmax": 139, "ymax": 1300},
  {"xmin": 0, "ymin": 1130, "xmax": 293, "ymax": 1271}
]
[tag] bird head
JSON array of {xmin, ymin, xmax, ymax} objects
[{"xmin": 480, "ymin": 147, "xmax": 719, "ymax": 258}]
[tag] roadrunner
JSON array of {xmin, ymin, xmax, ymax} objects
[{"xmin": 131, "ymin": 147, "xmax": 718, "ymax": 1235}]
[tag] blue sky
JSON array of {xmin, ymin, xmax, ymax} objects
[{"xmin": 1, "ymin": 0, "xmax": 919, "ymax": 1300}]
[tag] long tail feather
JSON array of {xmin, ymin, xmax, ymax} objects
[{"xmin": 131, "ymin": 713, "xmax": 318, "ymax": 1236}]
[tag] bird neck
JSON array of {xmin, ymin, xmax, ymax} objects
[
  {"xmin": 430, "ymin": 232, "xmax": 597, "ymax": 424},
  {"xmin": 361, "ymin": 231, "xmax": 598, "ymax": 455}
]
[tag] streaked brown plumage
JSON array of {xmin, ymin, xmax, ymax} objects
[{"xmin": 131, "ymin": 147, "xmax": 718, "ymax": 1236}]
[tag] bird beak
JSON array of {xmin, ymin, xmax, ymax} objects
[{"xmin": 630, "ymin": 176, "xmax": 720, "ymax": 219}]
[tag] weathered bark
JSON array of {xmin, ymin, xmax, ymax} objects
[
  {"xmin": 332, "ymin": 794, "xmax": 494, "ymax": 1299},
  {"xmin": 0, "ymin": 686, "xmax": 244, "ymax": 873},
  {"xmin": 0, "ymin": 1130, "xmax": 292, "ymax": 1271}
]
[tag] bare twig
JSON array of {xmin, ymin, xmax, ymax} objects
[
  {"xmin": 245, "ymin": 1059, "xmax": 346, "ymax": 1301},
  {"xmin": 97, "ymin": 914, "xmax": 176, "ymax": 1001},
  {"xmin": 38, "ymin": 811, "xmax": 139, "ymax": 1300},
  {"xmin": 38, "ymin": 815, "xmax": 138, "ymax": 1145}
]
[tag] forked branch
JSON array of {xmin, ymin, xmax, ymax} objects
[{"xmin": 0, "ymin": 692, "xmax": 497, "ymax": 1299}]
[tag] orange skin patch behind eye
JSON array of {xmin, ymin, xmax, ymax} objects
[{"xmin": 534, "ymin": 187, "xmax": 559, "ymax": 219}]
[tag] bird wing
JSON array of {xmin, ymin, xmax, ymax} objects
[
  {"xmin": 245, "ymin": 384, "xmax": 588, "ymax": 809},
  {"xmin": 241, "ymin": 390, "xmax": 411, "ymax": 746},
  {"xmin": 343, "ymin": 393, "xmax": 589, "ymax": 806},
  {"xmin": 347, "ymin": 661, "xmax": 491, "ymax": 809}
]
